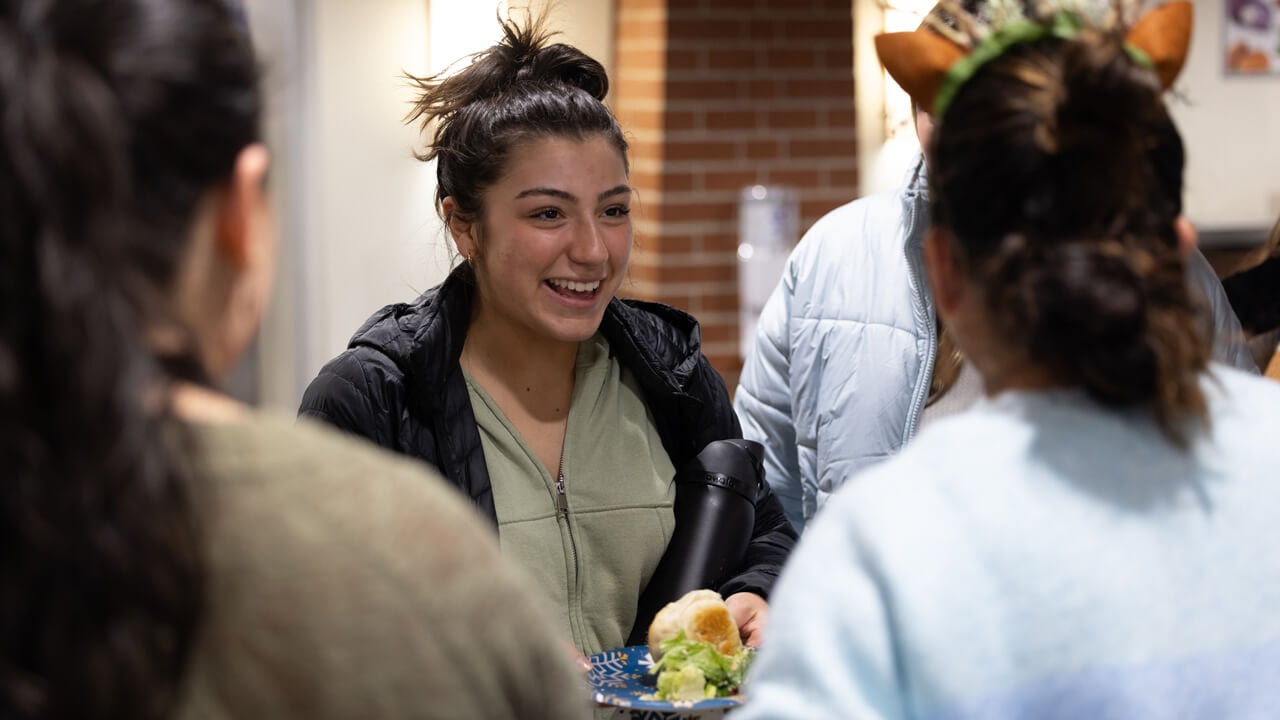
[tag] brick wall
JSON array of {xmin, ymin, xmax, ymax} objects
[{"xmin": 613, "ymin": 0, "xmax": 858, "ymax": 388}]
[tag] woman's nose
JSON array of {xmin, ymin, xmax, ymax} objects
[{"xmin": 569, "ymin": 219, "xmax": 609, "ymax": 265}]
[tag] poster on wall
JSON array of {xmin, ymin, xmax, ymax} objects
[{"xmin": 1226, "ymin": 1, "xmax": 1280, "ymax": 74}]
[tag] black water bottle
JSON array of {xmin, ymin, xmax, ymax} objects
[{"xmin": 627, "ymin": 438, "xmax": 765, "ymax": 646}]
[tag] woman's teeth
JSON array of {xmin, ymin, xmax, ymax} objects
[{"xmin": 548, "ymin": 279, "xmax": 601, "ymax": 293}]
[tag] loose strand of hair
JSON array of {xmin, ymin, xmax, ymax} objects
[{"xmin": 403, "ymin": 7, "xmax": 558, "ymax": 160}]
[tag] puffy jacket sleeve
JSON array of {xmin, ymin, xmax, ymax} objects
[
  {"xmin": 1188, "ymin": 247, "xmax": 1258, "ymax": 373},
  {"xmin": 734, "ymin": 260, "xmax": 806, "ymax": 532},
  {"xmin": 298, "ymin": 347, "xmax": 405, "ymax": 450}
]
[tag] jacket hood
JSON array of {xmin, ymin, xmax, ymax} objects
[{"xmin": 346, "ymin": 299, "xmax": 436, "ymax": 369}]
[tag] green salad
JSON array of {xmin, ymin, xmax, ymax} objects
[{"xmin": 649, "ymin": 631, "xmax": 754, "ymax": 702}]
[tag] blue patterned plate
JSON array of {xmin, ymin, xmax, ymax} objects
[{"xmin": 587, "ymin": 645, "xmax": 742, "ymax": 712}]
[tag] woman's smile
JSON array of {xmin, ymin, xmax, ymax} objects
[{"xmin": 545, "ymin": 277, "xmax": 605, "ymax": 307}]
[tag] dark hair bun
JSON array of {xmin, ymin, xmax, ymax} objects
[
  {"xmin": 1016, "ymin": 240, "xmax": 1155, "ymax": 407},
  {"xmin": 511, "ymin": 41, "xmax": 609, "ymax": 101}
]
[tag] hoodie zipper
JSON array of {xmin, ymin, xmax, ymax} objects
[
  {"xmin": 554, "ymin": 455, "xmax": 581, "ymax": 640},
  {"xmin": 555, "ymin": 460, "xmax": 579, "ymax": 576}
]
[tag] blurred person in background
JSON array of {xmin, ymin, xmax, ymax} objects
[
  {"xmin": 0, "ymin": 0, "xmax": 587, "ymax": 717},
  {"xmin": 1221, "ymin": 215, "xmax": 1280, "ymax": 374},
  {"xmin": 734, "ymin": 0, "xmax": 1257, "ymax": 535},
  {"xmin": 298, "ymin": 14, "xmax": 797, "ymax": 657},
  {"xmin": 739, "ymin": 3, "xmax": 1280, "ymax": 717}
]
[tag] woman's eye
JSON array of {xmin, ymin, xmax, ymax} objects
[
  {"xmin": 604, "ymin": 205, "xmax": 631, "ymax": 218},
  {"xmin": 533, "ymin": 208, "xmax": 563, "ymax": 221}
]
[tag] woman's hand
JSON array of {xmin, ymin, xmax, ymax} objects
[
  {"xmin": 564, "ymin": 641, "xmax": 591, "ymax": 673},
  {"xmin": 724, "ymin": 591, "xmax": 769, "ymax": 648}
]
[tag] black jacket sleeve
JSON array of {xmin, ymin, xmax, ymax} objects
[
  {"xmin": 719, "ymin": 485, "xmax": 798, "ymax": 600},
  {"xmin": 298, "ymin": 348, "xmax": 404, "ymax": 451}
]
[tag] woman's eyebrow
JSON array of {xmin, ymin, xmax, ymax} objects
[
  {"xmin": 515, "ymin": 187, "xmax": 576, "ymax": 202},
  {"xmin": 598, "ymin": 184, "xmax": 632, "ymax": 201},
  {"xmin": 514, "ymin": 185, "xmax": 632, "ymax": 202}
]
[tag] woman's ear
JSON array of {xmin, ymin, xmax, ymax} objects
[
  {"xmin": 442, "ymin": 197, "xmax": 477, "ymax": 258},
  {"xmin": 924, "ymin": 226, "xmax": 965, "ymax": 318},
  {"xmin": 914, "ymin": 107, "xmax": 935, "ymax": 151},
  {"xmin": 215, "ymin": 143, "xmax": 270, "ymax": 270},
  {"xmin": 1174, "ymin": 215, "xmax": 1198, "ymax": 257}
]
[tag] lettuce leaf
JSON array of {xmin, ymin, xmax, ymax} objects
[{"xmin": 650, "ymin": 631, "xmax": 753, "ymax": 700}]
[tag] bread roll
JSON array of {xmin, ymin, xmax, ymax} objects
[{"xmin": 647, "ymin": 589, "xmax": 742, "ymax": 659}]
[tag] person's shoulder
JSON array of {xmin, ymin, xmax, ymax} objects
[
  {"xmin": 1205, "ymin": 365, "xmax": 1280, "ymax": 430},
  {"xmin": 1209, "ymin": 363, "xmax": 1280, "ymax": 395},
  {"xmin": 194, "ymin": 411, "xmax": 511, "ymax": 606},
  {"xmin": 187, "ymin": 413, "xmax": 590, "ymax": 719},
  {"xmin": 195, "ymin": 412, "xmax": 467, "ymax": 524},
  {"xmin": 608, "ymin": 297, "xmax": 703, "ymax": 371},
  {"xmin": 342, "ymin": 290, "xmax": 445, "ymax": 369},
  {"xmin": 783, "ymin": 189, "xmax": 918, "ymax": 308},
  {"xmin": 797, "ymin": 190, "xmax": 907, "ymax": 255},
  {"xmin": 307, "ymin": 342, "xmax": 404, "ymax": 393},
  {"xmin": 822, "ymin": 407, "xmax": 1028, "ymax": 517},
  {"xmin": 300, "ymin": 319, "xmax": 421, "ymax": 422},
  {"xmin": 326, "ymin": 277, "xmax": 464, "ymax": 379}
]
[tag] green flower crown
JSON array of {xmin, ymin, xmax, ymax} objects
[{"xmin": 926, "ymin": 1, "xmax": 1155, "ymax": 118}]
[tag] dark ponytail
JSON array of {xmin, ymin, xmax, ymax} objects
[
  {"xmin": 930, "ymin": 30, "xmax": 1209, "ymax": 443},
  {"xmin": 404, "ymin": 10, "xmax": 627, "ymax": 225},
  {"xmin": 0, "ymin": 1, "xmax": 260, "ymax": 717}
]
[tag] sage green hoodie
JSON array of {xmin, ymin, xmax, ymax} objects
[{"xmin": 469, "ymin": 334, "xmax": 677, "ymax": 656}]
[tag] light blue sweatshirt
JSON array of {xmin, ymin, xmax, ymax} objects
[{"xmin": 738, "ymin": 366, "xmax": 1280, "ymax": 720}]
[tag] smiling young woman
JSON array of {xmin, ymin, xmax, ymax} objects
[{"xmin": 298, "ymin": 13, "xmax": 797, "ymax": 660}]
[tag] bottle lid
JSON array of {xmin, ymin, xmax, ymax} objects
[{"xmin": 675, "ymin": 439, "xmax": 765, "ymax": 502}]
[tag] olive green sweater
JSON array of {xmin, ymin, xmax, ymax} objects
[{"xmin": 175, "ymin": 413, "xmax": 588, "ymax": 720}]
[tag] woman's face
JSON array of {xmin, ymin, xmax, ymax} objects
[{"xmin": 460, "ymin": 134, "xmax": 632, "ymax": 345}]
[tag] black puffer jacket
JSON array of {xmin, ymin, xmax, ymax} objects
[{"xmin": 299, "ymin": 266, "xmax": 797, "ymax": 599}]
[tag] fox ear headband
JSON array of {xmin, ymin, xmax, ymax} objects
[{"xmin": 875, "ymin": 1, "xmax": 1193, "ymax": 117}]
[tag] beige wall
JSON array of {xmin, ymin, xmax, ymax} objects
[
  {"xmin": 305, "ymin": 0, "xmax": 446, "ymax": 383},
  {"xmin": 242, "ymin": 0, "xmax": 307, "ymax": 406},
  {"xmin": 1168, "ymin": 1, "xmax": 1280, "ymax": 236}
]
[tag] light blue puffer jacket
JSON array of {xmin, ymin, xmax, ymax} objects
[{"xmin": 734, "ymin": 155, "xmax": 1257, "ymax": 533}]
